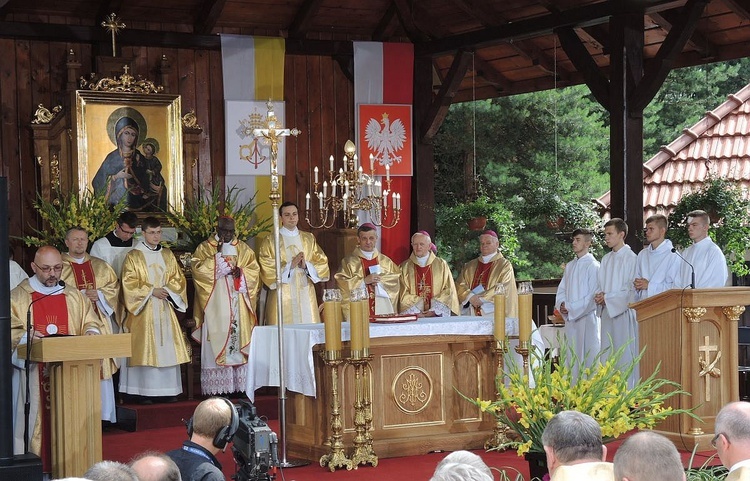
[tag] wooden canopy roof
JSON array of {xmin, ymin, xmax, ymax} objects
[{"xmin": 3, "ymin": 0, "xmax": 750, "ymax": 103}]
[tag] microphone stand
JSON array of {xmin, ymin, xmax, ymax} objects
[
  {"xmin": 671, "ymin": 248, "xmax": 696, "ymax": 289},
  {"xmin": 23, "ymin": 281, "xmax": 65, "ymax": 454}
]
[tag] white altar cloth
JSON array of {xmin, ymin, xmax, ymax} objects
[{"xmin": 245, "ymin": 316, "xmax": 544, "ymax": 401}]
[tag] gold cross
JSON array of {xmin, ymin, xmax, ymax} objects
[
  {"xmin": 252, "ymin": 100, "xmax": 300, "ymax": 173},
  {"xmin": 101, "ymin": 13, "xmax": 126, "ymax": 57},
  {"xmin": 698, "ymin": 335, "xmax": 721, "ymax": 402}
]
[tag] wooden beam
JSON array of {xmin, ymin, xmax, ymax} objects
[
  {"xmin": 421, "ymin": 49, "xmax": 472, "ymax": 141},
  {"xmin": 193, "ymin": 0, "xmax": 228, "ymax": 35},
  {"xmin": 723, "ymin": 0, "xmax": 750, "ymax": 20},
  {"xmin": 471, "ymin": 55, "xmax": 513, "ymax": 92},
  {"xmin": 288, "ymin": 0, "xmax": 325, "ymax": 38},
  {"xmin": 556, "ymin": 26, "xmax": 610, "ymax": 110},
  {"xmin": 372, "ymin": 2, "xmax": 398, "ymax": 41},
  {"xmin": 413, "ymin": 55, "xmax": 437, "ymax": 236},
  {"xmin": 451, "ymin": 0, "xmax": 506, "ymax": 26},
  {"xmin": 415, "ymin": 0, "xmax": 687, "ymax": 56},
  {"xmin": 393, "ymin": 0, "xmax": 431, "ymax": 42},
  {"xmin": 649, "ymin": 10, "xmax": 716, "ymax": 59},
  {"xmin": 578, "ymin": 25, "xmax": 610, "ymax": 54},
  {"xmin": 631, "ymin": 0, "xmax": 710, "ymax": 112}
]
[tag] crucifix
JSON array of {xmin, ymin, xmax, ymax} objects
[
  {"xmin": 101, "ymin": 13, "xmax": 126, "ymax": 57},
  {"xmin": 251, "ymin": 100, "xmax": 303, "ymax": 467},
  {"xmin": 698, "ymin": 335, "xmax": 721, "ymax": 402}
]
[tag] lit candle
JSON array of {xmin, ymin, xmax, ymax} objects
[
  {"xmin": 343, "ymin": 193, "xmax": 348, "ymax": 214},
  {"xmin": 494, "ymin": 293, "xmax": 506, "ymax": 342},
  {"xmin": 518, "ymin": 293, "xmax": 533, "ymax": 342},
  {"xmin": 329, "ymin": 155, "xmax": 334, "ymax": 172},
  {"xmin": 332, "ymin": 181, "xmax": 337, "ymax": 197},
  {"xmin": 324, "ymin": 301, "xmax": 342, "ymax": 351},
  {"xmin": 323, "ymin": 181, "xmax": 328, "ymax": 198},
  {"xmin": 318, "ymin": 192, "xmax": 324, "ymax": 210},
  {"xmin": 392, "ymin": 191, "xmax": 397, "ymax": 210},
  {"xmin": 305, "ymin": 193, "xmax": 310, "ymax": 211},
  {"xmin": 353, "ymin": 154, "xmax": 358, "ymax": 172},
  {"xmin": 344, "ymin": 180, "xmax": 349, "ymax": 192},
  {"xmin": 369, "ymin": 153, "xmax": 375, "ymax": 172},
  {"xmin": 314, "ymin": 166, "xmax": 319, "ymax": 184},
  {"xmin": 350, "ymin": 300, "xmax": 363, "ymax": 355},
  {"xmin": 385, "ymin": 164, "xmax": 390, "ymax": 183},
  {"xmin": 343, "ymin": 156, "xmax": 347, "ymax": 172},
  {"xmin": 383, "ymin": 190, "xmax": 388, "ymax": 209}
]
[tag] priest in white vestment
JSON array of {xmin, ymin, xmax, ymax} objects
[
  {"xmin": 680, "ymin": 210, "xmax": 729, "ymax": 288},
  {"xmin": 119, "ymin": 217, "xmax": 190, "ymax": 402},
  {"xmin": 89, "ymin": 210, "xmax": 138, "ymax": 277},
  {"xmin": 596, "ymin": 218, "xmax": 639, "ymax": 389},
  {"xmin": 259, "ymin": 201, "xmax": 330, "ymax": 324},
  {"xmin": 634, "ymin": 214, "xmax": 682, "ymax": 300},
  {"xmin": 554, "ymin": 228, "xmax": 600, "ymax": 379}
]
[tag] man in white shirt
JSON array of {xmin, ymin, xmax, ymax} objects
[
  {"xmin": 542, "ymin": 410, "xmax": 613, "ymax": 481},
  {"xmin": 555, "ymin": 228, "xmax": 600, "ymax": 379},
  {"xmin": 634, "ymin": 214, "xmax": 682, "ymax": 300},
  {"xmin": 596, "ymin": 218, "xmax": 638, "ymax": 389},
  {"xmin": 714, "ymin": 402, "xmax": 750, "ymax": 481},
  {"xmin": 680, "ymin": 209, "xmax": 729, "ymax": 288}
]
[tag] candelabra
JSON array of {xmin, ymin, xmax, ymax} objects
[
  {"xmin": 305, "ymin": 139, "xmax": 401, "ymax": 229},
  {"xmin": 485, "ymin": 338, "xmax": 511, "ymax": 450},
  {"xmin": 319, "ymin": 350, "xmax": 354, "ymax": 472}
]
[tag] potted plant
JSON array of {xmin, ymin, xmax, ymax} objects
[
  {"xmin": 668, "ymin": 176, "xmax": 750, "ymax": 277},
  {"xmin": 464, "ymin": 341, "xmax": 695, "ymax": 479}
]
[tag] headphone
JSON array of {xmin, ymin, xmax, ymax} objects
[{"xmin": 186, "ymin": 397, "xmax": 240, "ymax": 450}]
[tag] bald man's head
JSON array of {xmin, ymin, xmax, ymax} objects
[
  {"xmin": 31, "ymin": 246, "xmax": 63, "ymax": 287},
  {"xmin": 130, "ymin": 452, "xmax": 182, "ymax": 481}
]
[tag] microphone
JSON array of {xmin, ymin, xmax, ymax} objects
[
  {"xmin": 23, "ymin": 280, "xmax": 66, "ymax": 454},
  {"xmin": 671, "ymin": 248, "xmax": 696, "ymax": 289}
]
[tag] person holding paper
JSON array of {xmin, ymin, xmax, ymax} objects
[
  {"xmin": 258, "ymin": 201, "xmax": 330, "ymax": 324},
  {"xmin": 335, "ymin": 223, "xmax": 400, "ymax": 320},
  {"xmin": 398, "ymin": 231, "xmax": 459, "ymax": 317},
  {"xmin": 555, "ymin": 228, "xmax": 600, "ymax": 379},
  {"xmin": 456, "ymin": 230, "xmax": 518, "ymax": 319},
  {"xmin": 596, "ymin": 218, "xmax": 638, "ymax": 389},
  {"xmin": 634, "ymin": 214, "xmax": 682, "ymax": 300}
]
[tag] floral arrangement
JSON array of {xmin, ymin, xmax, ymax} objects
[
  {"xmin": 22, "ymin": 188, "xmax": 127, "ymax": 251},
  {"xmin": 165, "ymin": 185, "xmax": 272, "ymax": 253},
  {"xmin": 469, "ymin": 341, "xmax": 695, "ymax": 456}
]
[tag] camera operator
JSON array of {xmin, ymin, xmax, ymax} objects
[{"xmin": 167, "ymin": 397, "xmax": 238, "ymax": 481}]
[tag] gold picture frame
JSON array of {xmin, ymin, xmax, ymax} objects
[{"xmin": 75, "ymin": 90, "xmax": 184, "ymax": 215}]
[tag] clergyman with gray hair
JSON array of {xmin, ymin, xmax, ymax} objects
[
  {"xmin": 714, "ymin": 401, "xmax": 750, "ymax": 481},
  {"xmin": 82, "ymin": 460, "xmax": 140, "ymax": 481},
  {"xmin": 130, "ymin": 451, "xmax": 182, "ymax": 481},
  {"xmin": 613, "ymin": 431, "xmax": 685, "ymax": 481},
  {"xmin": 429, "ymin": 450, "xmax": 493, "ymax": 481},
  {"xmin": 542, "ymin": 410, "xmax": 613, "ymax": 481}
]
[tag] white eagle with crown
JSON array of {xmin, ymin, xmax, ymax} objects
[{"xmin": 364, "ymin": 112, "xmax": 406, "ymax": 166}]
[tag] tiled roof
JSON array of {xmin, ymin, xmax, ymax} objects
[{"xmin": 596, "ymin": 83, "xmax": 750, "ymax": 219}]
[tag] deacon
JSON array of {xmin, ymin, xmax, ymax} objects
[
  {"xmin": 596, "ymin": 218, "xmax": 638, "ymax": 389},
  {"xmin": 554, "ymin": 228, "xmax": 600, "ymax": 378},
  {"xmin": 10, "ymin": 246, "xmax": 104, "ymax": 470},
  {"xmin": 335, "ymin": 223, "xmax": 400, "ymax": 320},
  {"xmin": 456, "ymin": 230, "xmax": 518, "ymax": 319},
  {"xmin": 192, "ymin": 216, "xmax": 260, "ymax": 395},
  {"xmin": 398, "ymin": 231, "xmax": 459, "ymax": 317},
  {"xmin": 258, "ymin": 201, "xmax": 329, "ymax": 324},
  {"xmin": 90, "ymin": 210, "xmax": 139, "ymax": 276},
  {"xmin": 634, "ymin": 214, "xmax": 682, "ymax": 300},
  {"xmin": 680, "ymin": 209, "xmax": 729, "ymax": 288},
  {"xmin": 119, "ymin": 216, "xmax": 190, "ymax": 403},
  {"xmin": 61, "ymin": 226, "xmax": 120, "ymax": 422}
]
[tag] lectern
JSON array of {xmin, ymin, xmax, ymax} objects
[
  {"xmin": 19, "ymin": 334, "xmax": 131, "ymax": 478},
  {"xmin": 631, "ymin": 288, "xmax": 750, "ymax": 451}
]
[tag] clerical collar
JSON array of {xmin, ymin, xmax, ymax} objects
[
  {"xmin": 415, "ymin": 254, "xmax": 430, "ymax": 267},
  {"xmin": 360, "ymin": 250, "xmax": 376, "ymax": 260},
  {"xmin": 29, "ymin": 276, "xmax": 64, "ymax": 295},
  {"xmin": 481, "ymin": 252, "xmax": 497, "ymax": 263},
  {"xmin": 280, "ymin": 226, "xmax": 299, "ymax": 237},
  {"xmin": 141, "ymin": 241, "xmax": 161, "ymax": 251},
  {"xmin": 67, "ymin": 253, "xmax": 86, "ymax": 264}
]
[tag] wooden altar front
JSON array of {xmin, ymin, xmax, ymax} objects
[{"xmin": 285, "ymin": 333, "xmax": 496, "ymax": 460}]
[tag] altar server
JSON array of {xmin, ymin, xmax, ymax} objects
[
  {"xmin": 680, "ymin": 210, "xmax": 729, "ymax": 288},
  {"xmin": 595, "ymin": 218, "xmax": 638, "ymax": 389},
  {"xmin": 399, "ymin": 231, "xmax": 459, "ymax": 317},
  {"xmin": 634, "ymin": 214, "xmax": 682, "ymax": 300}
]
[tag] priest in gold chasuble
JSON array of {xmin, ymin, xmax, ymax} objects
[
  {"xmin": 258, "ymin": 202, "xmax": 329, "ymax": 325},
  {"xmin": 192, "ymin": 216, "xmax": 260, "ymax": 395},
  {"xmin": 119, "ymin": 217, "xmax": 189, "ymax": 401},
  {"xmin": 61, "ymin": 226, "xmax": 120, "ymax": 422},
  {"xmin": 399, "ymin": 231, "xmax": 459, "ymax": 317},
  {"xmin": 335, "ymin": 223, "xmax": 400, "ymax": 320},
  {"xmin": 10, "ymin": 246, "xmax": 104, "ymax": 469},
  {"xmin": 456, "ymin": 230, "xmax": 518, "ymax": 319}
]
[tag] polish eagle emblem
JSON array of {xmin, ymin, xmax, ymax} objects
[{"xmin": 364, "ymin": 112, "xmax": 406, "ymax": 166}]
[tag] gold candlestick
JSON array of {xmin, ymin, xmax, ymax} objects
[
  {"xmin": 319, "ymin": 350, "xmax": 354, "ymax": 472},
  {"xmin": 514, "ymin": 340, "xmax": 532, "ymax": 377},
  {"xmin": 362, "ymin": 354, "xmax": 375, "ymax": 454},
  {"xmin": 485, "ymin": 339, "xmax": 511, "ymax": 450},
  {"xmin": 349, "ymin": 355, "xmax": 378, "ymax": 468}
]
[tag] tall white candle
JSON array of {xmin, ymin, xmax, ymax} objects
[
  {"xmin": 343, "ymin": 193, "xmax": 348, "ymax": 213},
  {"xmin": 305, "ymin": 193, "xmax": 310, "ymax": 211},
  {"xmin": 343, "ymin": 157, "xmax": 347, "ymax": 172},
  {"xmin": 332, "ymin": 181, "xmax": 337, "ymax": 197},
  {"xmin": 386, "ymin": 164, "xmax": 390, "ymax": 183},
  {"xmin": 383, "ymin": 190, "xmax": 388, "ymax": 209},
  {"xmin": 329, "ymin": 155, "xmax": 334, "ymax": 172},
  {"xmin": 318, "ymin": 192, "xmax": 323, "ymax": 209},
  {"xmin": 323, "ymin": 181, "xmax": 328, "ymax": 198},
  {"xmin": 314, "ymin": 166, "xmax": 319, "ymax": 184},
  {"xmin": 353, "ymin": 154, "xmax": 358, "ymax": 172},
  {"xmin": 369, "ymin": 153, "xmax": 375, "ymax": 172}
]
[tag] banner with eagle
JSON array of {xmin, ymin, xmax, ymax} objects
[{"xmin": 358, "ymin": 104, "xmax": 413, "ymax": 176}]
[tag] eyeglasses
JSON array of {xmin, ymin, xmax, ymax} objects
[
  {"xmin": 36, "ymin": 264, "xmax": 63, "ymax": 274},
  {"xmin": 118, "ymin": 225, "xmax": 137, "ymax": 236},
  {"xmin": 711, "ymin": 432, "xmax": 727, "ymax": 448}
]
